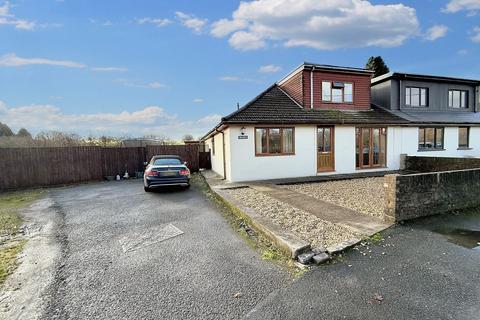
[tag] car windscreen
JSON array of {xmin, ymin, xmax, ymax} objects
[{"xmin": 152, "ymin": 158, "xmax": 182, "ymax": 166}]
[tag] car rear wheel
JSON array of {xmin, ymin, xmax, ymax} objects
[{"xmin": 144, "ymin": 186, "xmax": 151, "ymax": 192}]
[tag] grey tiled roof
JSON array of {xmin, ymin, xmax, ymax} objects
[
  {"xmin": 221, "ymin": 85, "xmax": 409, "ymax": 125},
  {"xmin": 387, "ymin": 110, "xmax": 480, "ymax": 124}
]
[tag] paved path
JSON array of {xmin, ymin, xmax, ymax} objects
[
  {"xmin": 40, "ymin": 180, "xmax": 290, "ymax": 320},
  {"xmin": 249, "ymin": 184, "xmax": 391, "ymax": 236}
]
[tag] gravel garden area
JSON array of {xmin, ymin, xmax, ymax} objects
[
  {"xmin": 284, "ymin": 177, "xmax": 385, "ymax": 218},
  {"xmin": 225, "ymin": 187, "xmax": 359, "ymax": 250}
]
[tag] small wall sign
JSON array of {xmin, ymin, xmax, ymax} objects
[{"xmin": 238, "ymin": 135, "xmax": 248, "ymax": 140}]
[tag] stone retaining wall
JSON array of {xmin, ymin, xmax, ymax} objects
[
  {"xmin": 384, "ymin": 168, "xmax": 480, "ymax": 222},
  {"xmin": 405, "ymin": 156, "xmax": 480, "ymax": 173}
]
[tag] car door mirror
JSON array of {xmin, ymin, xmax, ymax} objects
[
  {"xmin": 143, "ymin": 162, "xmax": 148, "ymax": 166},
  {"xmin": 184, "ymin": 161, "xmax": 188, "ymax": 166}
]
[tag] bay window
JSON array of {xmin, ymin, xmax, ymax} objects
[{"xmin": 255, "ymin": 127, "xmax": 294, "ymax": 156}]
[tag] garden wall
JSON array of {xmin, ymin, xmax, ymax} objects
[{"xmin": 384, "ymin": 168, "xmax": 480, "ymax": 222}]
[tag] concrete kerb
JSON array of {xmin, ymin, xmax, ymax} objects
[{"xmin": 212, "ymin": 187, "xmax": 311, "ymax": 258}]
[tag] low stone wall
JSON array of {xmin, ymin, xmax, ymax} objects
[
  {"xmin": 384, "ymin": 168, "xmax": 480, "ymax": 222},
  {"xmin": 405, "ymin": 156, "xmax": 480, "ymax": 172}
]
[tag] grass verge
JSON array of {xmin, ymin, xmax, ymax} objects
[
  {"xmin": 191, "ymin": 173, "xmax": 303, "ymax": 276},
  {"xmin": 0, "ymin": 240, "xmax": 26, "ymax": 284},
  {"xmin": 0, "ymin": 190, "xmax": 44, "ymax": 285}
]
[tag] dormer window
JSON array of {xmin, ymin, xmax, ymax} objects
[
  {"xmin": 322, "ymin": 81, "xmax": 353, "ymax": 103},
  {"xmin": 405, "ymin": 87, "xmax": 428, "ymax": 107}
]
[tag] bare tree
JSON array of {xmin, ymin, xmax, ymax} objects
[
  {"xmin": 182, "ymin": 134, "xmax": 194, "ymax": 141},
  {"xmin": 16, "ymin": 128, "xmax": 32, "ymax": 138},
  {"xmin": 0, "ymin": 122, "xmax": 14, "ymax": 137}
]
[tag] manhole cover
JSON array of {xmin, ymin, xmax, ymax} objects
[{"xmin": 119, "ymin": 224, "xmax": 184, "ymax": 253}]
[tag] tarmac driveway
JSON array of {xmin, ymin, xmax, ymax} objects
[
  {"xmin": 30, "ymin": 179, "xmax": 480, "ymax": 320},
  {"xmin": 42, "ymin": 180, "xmax": 290, "ymax": 319}
]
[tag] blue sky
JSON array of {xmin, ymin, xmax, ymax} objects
[{"xmin": 0, "ymin": 0, "xmax": 479, "ymax": 139}]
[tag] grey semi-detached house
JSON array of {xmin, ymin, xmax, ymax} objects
[
  {"xmin": 202, "ymin": 63, "xmax": 480, "ymax": 183},
  {"xmin": 371, "ymin": 72, "xmax": 480, "ymax": 152}
]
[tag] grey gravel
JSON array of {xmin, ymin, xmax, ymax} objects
[
  {"xmin": 285, "ymin": 177, "xmax": 385, "ymax": 218},
  {"xmin": 226, "ymin": 188, "xmax": 359, "ymax": 249}
]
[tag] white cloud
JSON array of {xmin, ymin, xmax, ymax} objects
[
  {"xmin": 193, "ymin": 98, "xmax": 204, "ymax": 103},
  {"xmin": 89, "ymin": 18, "xmax": 115, "ymax": 27},
  {"xmin": 91, "ymin": 66, "xmax": 128, "ymax": 72},
  {"xmin": 258, "ymin": 64, "xmax": 282, "ymax": 73},
  {"xmin": 218, "ymin": 75, "xmax": 257, "ymax": 83},
  {"xmin": 424, "ymin": 24, "xmax": 448, "ymax": 41},
  {"xmin": 147, "ymin": 82, "xmax": 166, "ymax": 89},
  {"xmin": 197, "ymin": 114, "xmax": 222, "ymax": 125},
  {"xmin": 211, "ymin": 0, "xmax": 420, "ymax": 51},
  {"xmin": 211, "ymin": 18, "xmax": 248, "ymax": 37},
  {"xmin": 229, "ymin": 31, "xmax": 266, "ymax": 50},
  {"xmin": 218, "ymin": 76, "xmax": 241, "ymax": 81},
  {"xmin": 472, "ymin": 26, "xmax": 480, "ymax": 43},
  {"xmin": 175, "ymin": 11, "xmax": 208, "ymax": 34},
  {"xmin": 0, "ymin": 1, "xmax": 35, "ymax": 30},
  {"xmin": 443, "ymin": 0, "xmax": 480, "ymax": 15},
  {"xmin": 136, "ymin": 17, "xmax": 172, "ymax": 27},
  {"xmin": 113, "ymin": 78, "xmax": 167, "ymax": 89},
  {"xmin": 457, "ymin": 48, "xmax": 469, "ymax": 55},
  {"xmin": 0, "ymin": 100, "xmax": 217, "ymax": 139},
  {"xmin": 0, "ymin": 53, "xmax": 86, "ymax": 68}
]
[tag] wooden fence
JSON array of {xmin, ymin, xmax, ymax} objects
[{"xmin": 0, "ymin": 145, "xmax": 208, "ymax": 190}]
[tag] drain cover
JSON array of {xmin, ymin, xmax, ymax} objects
[{"xmin": 119, "ymin": 224, "xmax": 184, "ymax": 253}]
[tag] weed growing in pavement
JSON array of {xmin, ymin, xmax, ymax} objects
[
  {"xmin": 0, "ymin": 189, "xmax": 44, "ymax": 285},
  {"xmin": 191, "ymin": 173, "xmax": 304, "ymax": 276}
]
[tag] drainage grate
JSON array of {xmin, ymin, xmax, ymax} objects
[{"xmin": 119, "ymin": 224, "xmax": 184, "ymax": 253}]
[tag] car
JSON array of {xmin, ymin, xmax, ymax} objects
[{"xmin": 143, "ymin": 155, "xmax": 191, "ymax": 192}]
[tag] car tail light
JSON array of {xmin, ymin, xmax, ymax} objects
[
  {"xmin": 145, "ymin": 170, "xmax": 157, "ymax": 177},
  {"xmin": 179, "ymin": 169, "xmax": 190, "ymax": 176}
]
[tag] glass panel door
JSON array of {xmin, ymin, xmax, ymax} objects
[
  {"xmin": 362, "ymin": 128, "xmax": 371, "ymax": 167},
  {"xmin": 317, "ymin": 127, "xmax": 334, "ymax": 172},
  {"xmin": 356, "ymin": 127, "xmax": 387, "ymax": 169}
]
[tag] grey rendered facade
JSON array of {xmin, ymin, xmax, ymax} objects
[{"xmin": 371, "ymin": 72, "xmax": 480, "ymax": 117}]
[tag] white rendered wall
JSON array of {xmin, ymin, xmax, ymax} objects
[
  {"xmin": 390, "ymin": 126, "xmax": 480, "ymax": 166},
  {"xmin": 205, "ymin": 130, "xmax": 228, "ymax": 179},
  {"xmin": 222, "ymin": 125, "xmax": 480, "ymax": 182},
  {"xmin": 228, "ymin": 125, "xmax": 317, "ymax": 182}
]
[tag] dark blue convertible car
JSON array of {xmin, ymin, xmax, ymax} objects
[{"xmin": 143, "ymin": 155, "xmax": 191, "ymax": 192}]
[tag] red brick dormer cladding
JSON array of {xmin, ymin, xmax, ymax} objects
[{"xmin": 278, "ymin": 63, "xmax": 373, "ymax": 110}]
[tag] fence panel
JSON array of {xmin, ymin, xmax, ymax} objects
[
  {"xmin": 101, "ymin": 147, "xmax": 145, "ymax": 177},
  {"xmin": 0, "ymin": 147, "xmax": 103, "ymax": 190},
  {"xmin": 199, "ymin": 152, "xmax": 211, "ymax": 169},
  {"xmin": 146, "ymin": 145, "xmax": 200, "ymax": 172},
  {"xmin": 0, "ymin": 144, "xmax": 206, "ymax": 190}
]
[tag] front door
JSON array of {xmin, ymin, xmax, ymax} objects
[{"xmin": 317, "ymin": 127, "xmax": 334, "ymax": 172}]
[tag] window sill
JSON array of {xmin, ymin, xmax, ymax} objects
[
  {"xmin": 355, "ymin": 166, "xmax": 387, "ymax": 170},
  {"xmin": 457, "ymin": 147, "xmax": 472, "ymax": 150},
  {"xmin": 255, "ymin": 153, "xmax": 295, "ymax": 157},
  {"xmin": 321, "ymin": 101, "xmax": 354, "ymax": 105},
  {"xmin": 417, "ymin": 148, "xmax": 445, "ymax": 152}
]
